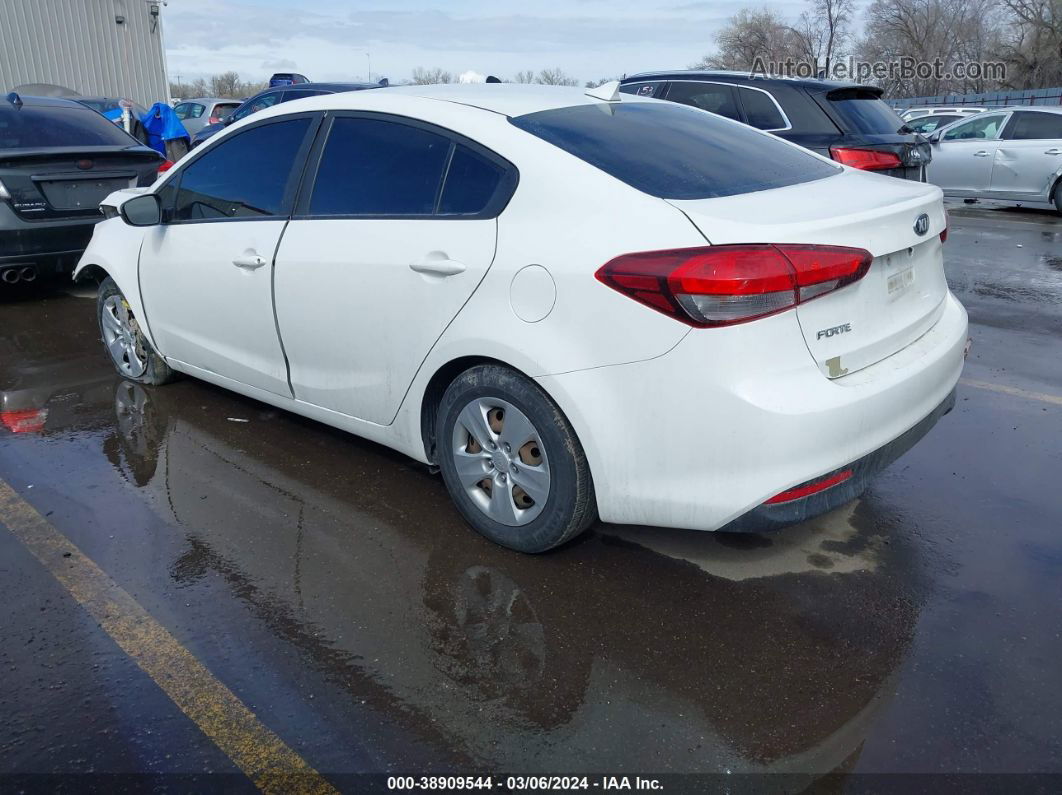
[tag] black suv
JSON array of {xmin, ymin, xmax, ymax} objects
[{"xmin": 619, "ymin": 71, "xmax": 931, "ymax": 180}]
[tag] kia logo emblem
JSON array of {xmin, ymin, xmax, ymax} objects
[{"xmin": 913, "ymin": 213, "xmax": 930, "ymax": 236}]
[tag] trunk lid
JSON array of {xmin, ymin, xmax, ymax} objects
[
  {"xmin": 0, "ymin": 147, "xmax": 160, "ymax": 220},
  {"xmin": 668, "ymin": 169, "xmax": 949, "ymax": 378}
]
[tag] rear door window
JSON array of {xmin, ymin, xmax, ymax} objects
[
  {"xmin": 824, "ymin": 89, "xmax": 904, "ymax": 134},
  {"xmin": 438, "ymin": 145, "xmax": 505, "ymax": 215},
  {"xmin": 1006, "ymin": 112, "xmax": 1062, "ymax": 140},
  {"xmin": 510, "ymin": 101, "xmax": 839, "ymax": 200},
  {"xmin": 172, "ymin": 117, "xmax": 312, "ymax": 221},
  {"xmin": 308, "ymin": 117, "xmax": 451, "ymax": 216},
  {"xmin": 664, "ymin": 81, "xmax": 742, "ymax": 121},
  {"xmin": 738, "ymin": 87, "xmax": 787, "ymax": 130}
]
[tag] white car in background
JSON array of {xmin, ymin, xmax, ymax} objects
[
  {"xmin": 901, "ymin": 106, "xmax": 986, "ymax": 120},
  {"xmin": 925, "ymin": 107, "xmax": 1062, "ymax": 213},
  {"xmin": 74, "ymin": 84, "xmax": 968, "ymax": 552}
]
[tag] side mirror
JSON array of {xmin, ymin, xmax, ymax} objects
[
  {"xmin": 928, "ymin": 130, "xmax": 943, "ymax": 144},
  {"xmin": 119, "ymin": 193, "xmax": 161, "ymax": 226},
  {"xmin": 222, "ymin": 114, "xmax": 235, "ymax": 126}
]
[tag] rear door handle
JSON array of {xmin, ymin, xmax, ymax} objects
[
  {"xmin": 973, "ymin": 150, "xmax": 990, "ymax": 157},
  {"xmin": 232, "ymin": 253, "xmax": 267, "ymax": 270},
  {"xmin": 1045, "ymin": 148, "xmax": 1062, "ymax": 155},
  {"xmin": 410, "ymin": 258, "xmax": 466, "ymax": 276}
]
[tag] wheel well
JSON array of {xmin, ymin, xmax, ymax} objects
[
  {"xmin": 420, "ymin": 356, "xmax": 522, "ymax": 465},
  {"xmin": 74, "ymin": 264, "xmax": 109, "ymax": 285}
]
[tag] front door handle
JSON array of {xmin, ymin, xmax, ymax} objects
[
  {"xmin": 973, "ymin": 150, "xmax": 990, "ymax": 157},
  {"xmin": 1045, "ymin": 148, "xmax": 1062, "ymax": 155},
  {"xmin": 410, "ymin": 258, "xmax": 466, "ymax": 276},
  {"xmin": 232, "ymin": 253, "xmax": 267, "ymax": 270}
]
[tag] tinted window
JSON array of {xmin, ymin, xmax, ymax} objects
[
  {"xmin": 309, "ymin": 117, "xmax": 450, "ymax": 216},
  {"xmin": 1008, "ymin": 112, "xmax": 1062, "ymax": 140},
  {"xmin": 175, "ymin": 102, "xmax": 204, "ymax": 120},
  {"xmin": 173, "ymin": 118, "xmax": 310, "ymax": 221},
  {"xmin": 618, "ymin": 82, "xmax": 664, "ymax": 98},
  {"xmin": 739, "ymin": 87, "xmax": 786, "ymax": 130},
  {"xmin": 943, "ymin": 113, "xmax": 1007, "ymax": 141},
  {"xmin": 0, "ymin": 104, "xmax": 136, "ymax": 148},
  {"xmin": 439, "ymin": 145, "xmax": 504, "ymax": 215},
  {"xmin": 232, "ymin": 92, "xmax": 281, "ymax": 121},
  {"xmin": 826, "ymin": 90, "xmax": 904, "ymax": 134},
  {"xmin": 665, "ymin": 81, "xmax": 741, "ymax": 121},
  {"xmin": 283, "ymin": 89, "xmax": 330, "ymax": 102},
  {"xmin": 906, "ymin": 114, "xmax": 961, "ymax": 133},
  {"xmin": 510, "ymin": 102, "xmax": 839, "ymax": 200}
]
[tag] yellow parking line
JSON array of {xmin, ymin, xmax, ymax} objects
[
  {"xmin": 0, "ymin": 478, "xmax": 338, "ymax": 795},
  {"xmin": 961, "ymin": 378, "xmax": 1062, "ymax": 407}
]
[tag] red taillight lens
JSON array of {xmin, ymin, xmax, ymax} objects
[
  {"xmin": 596, "ymin": 244, "xmax": 872, "ymax": 327},
  {"xmin": 829, "ymin": 147, "xmax": 903, "ymax": 171},
  {"xmin": 158, "ymin": 159, "xmax": 174, "ymax": 173},
  {"xmin": 1, "ymin": 408, "xmax": 47, "ymax": 434},
  {"xmin": 208, "ymin": 115, "xmax": 221, "ymax": 124},
  {"xmin": 765, "ymin": 468, "xmax": 853, "ymax": 504}
]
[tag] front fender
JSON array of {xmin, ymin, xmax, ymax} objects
[{"xmin": 73, "ymin": 215, "xmax": 153, "ymax": 348}]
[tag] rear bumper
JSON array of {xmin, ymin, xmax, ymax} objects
[
  {"xmin": 718, "ymin": 387, "xmax": 955, "ymax": 532},
  {"xmin": 0, "ymin": 202, "xmax": 98, "ymax": 276},
  {"xmin": 537, "ymin": 291, "xmax": 968, "ymax": 532}
]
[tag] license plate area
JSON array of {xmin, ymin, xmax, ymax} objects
[{"xmin": 36, "ymin": 176, "xmax": 135, "ymax": 211}]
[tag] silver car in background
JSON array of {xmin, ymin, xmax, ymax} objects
[
  {"xmin": 173, "ymin": 97, "xmax": 242, "ymax": 136},
  {"xmin": 925, "ymin": 107, "xmax": 1062, "ymax": 214}
]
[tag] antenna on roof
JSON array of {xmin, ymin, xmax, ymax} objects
[
  {"xmin": 585, "ymin": 80, "xmax": 621, "ymax": 102},
  {"xmin": 6, "ymin": 91, "xmax": 23, "ymax": 109}
]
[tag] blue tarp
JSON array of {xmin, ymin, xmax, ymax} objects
[{"xmin": 140, "ymin": 102, "xmax": 190, "ymax": 156}]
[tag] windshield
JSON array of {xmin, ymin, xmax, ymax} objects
[
  {"xmin": 509, "ymin": 101, "xmax": 839, "ymax": 200},
  {"xmin": 0, "ymin": 104, "xmax": 137, "ymax": 148}
]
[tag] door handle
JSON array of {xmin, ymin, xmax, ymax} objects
[
  {"xmin": 410, "ymin": 258, "xmax": 466, "ymax": 276},
  {"xmin": 1045, "ymin": 148, "xmax": 1062, "ymax": 155},
  {"xmin": 973, "ymin": 150, "xmax": 990, "ymax": 157},
  {"xmin": 232, "ymin": 253, "xmax": 267, "ymax": 270}
]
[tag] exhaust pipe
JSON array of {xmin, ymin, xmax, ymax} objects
[
  {"xmin": 1, "ymin": 268, "xmax": 20, "ymax": 284},
  {"xmin": 19, "ymin": 266, "xmax": 36, "ymax": 283}
]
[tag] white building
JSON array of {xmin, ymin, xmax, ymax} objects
[{"xmin": 0, "ymin": 0, "xmax": 169, "ymax": 107}]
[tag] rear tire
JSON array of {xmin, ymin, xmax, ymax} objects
[
  {"xmin": 96, "ymin": 277, "xmax": 176, "ymax": 386},
  {"xmin": 437, "ymin": 365, "xmax": 597, "ymax": 553},
  {"xmin": 1053, "ymin": 180, "xmax": 1062, "ymax": 216}
]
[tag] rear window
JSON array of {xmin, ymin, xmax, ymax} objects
[
  {"xmin": 0, "ymin": 104, "xmax": 136, "ymax": 149},
  {"xmin": 825, "ymin": 89, "xmax": 904, "ymax": 134},
  {"xmin": 509, "ymin": 101, "xmax": 838, "ymax": 200},
  {"xmin": 1007, "ymin": 112, "xmax": 1062, "ymax": 140}
]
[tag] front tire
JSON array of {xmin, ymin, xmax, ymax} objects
[
  {"xmin": 437, "ymin": 365, "xmax": 596, "ymax": 553},
  {"xmin": 1054, "ymin": 180, "xmax": 1062, "ymax": 216},
  {"xmin": 97, "ymin": 277, "xmax": 176, "ymax": 386}
]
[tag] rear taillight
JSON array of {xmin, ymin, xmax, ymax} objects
[
  {"xmin": 208, "ymin": 115, "xmax": 221, "ymax": 124},
  {"xmin": 829, "ymin": 147, "xmax": 903, "ymax": 171},
  {"xmin": 596, "ymin": 244, "xmax": 873, "ymax": 327},
  {"xmin": 1, "ymin": 408, "xmax": 47, "ymax": 434},
  {"xmin": 158, "ymin": 159, "xmax": 174, "ymax": 174},
  {"xmin": 940, "ymin": 211, "xmax": 948, "ymax": 243}
]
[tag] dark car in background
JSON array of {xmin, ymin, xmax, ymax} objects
[
  {"xmin": 268, "ymin": 72, "xmax": 310, "ymax": 87},
  {"xmin": 619, "ymin": 71, "xmax": 932, "ymax": 180},
  {"xmin": 191, "ymin": 81, "xmax": 382, "ymax": 147},
  {"xmin": 0, "ymin": 93, "xmax": 163, "ymax": 284}
]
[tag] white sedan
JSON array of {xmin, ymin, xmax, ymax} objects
[{"xmin": 75, "ymin": 83, "xmax": 968, "ymax": 552}]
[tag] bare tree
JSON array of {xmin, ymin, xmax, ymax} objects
[
  {"xmin": 995, "ymin": 0, "xmax": 1062, "ymax": 87},
  {"xmin": 209, "ymin": 71, "xmax": 242, "ymax": 98},
  {"xmin": 535, "ymin": 68, "xmax": 579, "ymax": 86},
  {"xmin": 410, "ymin": 67, "xmax": 453, "ymax": 85},
  {"xmin": 512, "ymin": 70, "xmax": 536, "ymax": 84},
  {"xmin": 692, "ymin": 8, "xmax": 806, "ymax": 71},
  {"xmin": 585, "ymin": 76, "xmax": 622, "ymax": 88},
  {"xmin": 790, "ymin": 0, "xmax": 856, "ymax": 73}
]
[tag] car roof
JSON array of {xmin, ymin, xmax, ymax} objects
[
  {"xmin": 354, "ymin": 83, "xmax": 649, "ymax": 117},
  {"xmin": 620, "ymin": 70, "xmax": 880, "ymax": 95},
  {"xmin": 4, "ymin": 94, "xmax": 90, "ymax": 109}
]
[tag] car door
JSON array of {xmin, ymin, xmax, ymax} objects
[
  {"xmin": 274, "ymin": 113, "xmax": 514, "ymax": 425},
  {"xmin": 989, "ymin": 111, "xmax": 1062, "ymax": 199},
  {"xmin": 139, "ymin": 113, "xmax": 319, "ymax": 397},
  {"xmin": 926, "ymin": 112, "xmax": 1010, "ymax": 194}
]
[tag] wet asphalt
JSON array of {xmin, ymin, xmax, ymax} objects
[{"xmin": 0, "ymin": 202, "xmax": 1060, "ymax": 790}]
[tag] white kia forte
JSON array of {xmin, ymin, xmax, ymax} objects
[{"xmin": 75, "ymin": 83, "xmax": 968, "ymax": 553}]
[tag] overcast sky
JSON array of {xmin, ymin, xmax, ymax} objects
[{"xmin": 163, "ymin": 0, "xmax": 811, "ymax": 85}]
